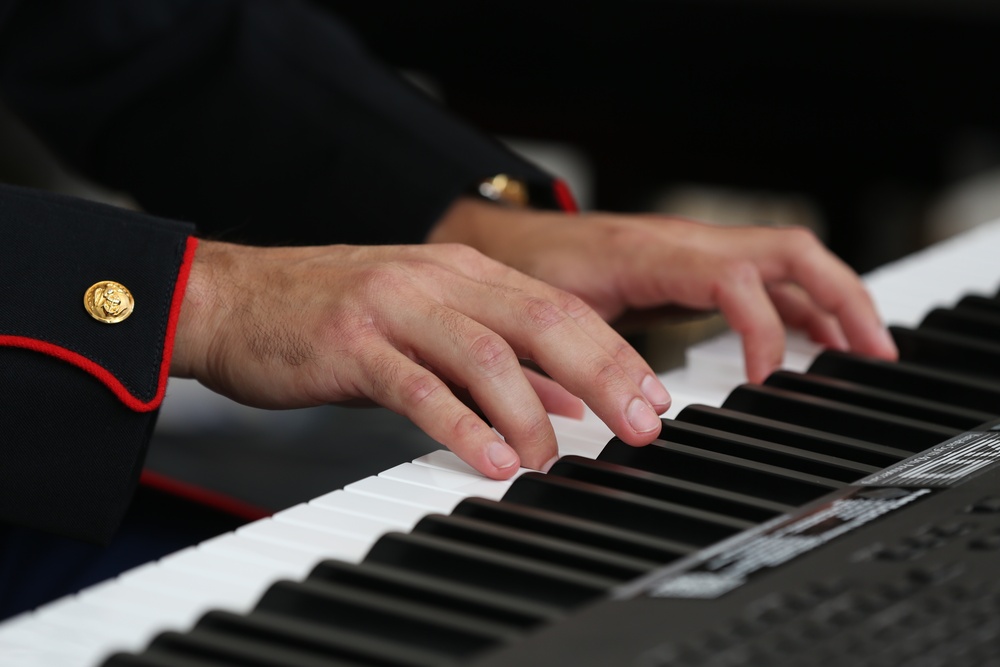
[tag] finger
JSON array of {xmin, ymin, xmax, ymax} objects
[
  {"xmin": 712, "ymin": 260, "xmax": 787, "ymax": 384},
  {"xmin": 447, "ymin": 248, "xmax": 672, "ymax": 414},
  {"xmin": 446, "ymin": 282, "xmax": 664, "ymax": 447},
  {"xmin": 729, "ymin": 227, "xmax": 898, "ymax": 360},
  {"xmin": 358, "ymin": 344, "xmax": 525, "ymax": 479},
  {"xmin": 767, "ymin": 282, "xmax": 848, "ymax": 351},
  {"xmin": 395, "ymin": 303, "xmax": 560, "ymax": 472},
  {"xmin": 523, "ymin": 367, "xmax": 585, "ymax": 420}
]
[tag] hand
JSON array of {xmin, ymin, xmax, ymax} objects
[
  {"xmin": 428, "ymin": 199, "xmax": 898, "ymax": 383},
  {"xmin": 170, "ymin": 240, "xmax": 671, "ymax": 478}
]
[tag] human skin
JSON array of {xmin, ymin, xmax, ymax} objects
[
  {"xmin": 170, "ymin": 201, "xmax": 897, "ymax": 481},
  {"xmin": 170, "ymin": 240, "xmax": 670, "ymax": 479}
]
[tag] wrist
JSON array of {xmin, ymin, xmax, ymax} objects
[{"xmin": 170, "ymin": 239, "xmax": 228, "ymax": 379}]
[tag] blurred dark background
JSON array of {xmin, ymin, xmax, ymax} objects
[
  {"xmin": 321, "ymin": 0, "xmax": 1000, "ymax": 271},
  {"xmin": 4, "ymin": 0, "xmax": 1000, "ymax": 511}
]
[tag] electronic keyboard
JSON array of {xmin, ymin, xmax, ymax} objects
[{"xmin": 3, "ymin": 219, "xmax": 1000, "ymax": 666}]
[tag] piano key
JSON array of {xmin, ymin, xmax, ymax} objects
[
  {"xmin": 144, "ymin": 628, "xmax": 370, "ymax": 667},
  {"xmin": 364, "ymin": 532, "xmax": 612, "ymax": 608},
  {"xmin": 102, "ymin": 652, "xmax": 223, "ymax": 667},
  {"xmin": 273, "ymin": 503, "xmax": 399, "ymax": 543},
  {"xmin": 762, "ymin": 370, "xmax": 995, "ymax": 431},
  {"xmin": 160, "ymin": 546, "xmax": 303, "ymax": 588},
  {"xmin": 675, "ymin": 404, "xmax": 909, "ymax": 468},
  {"xmin": 305, "ymin": 559, "xmax": 562, "ymax": 628},
  {"xmin": 379, "ymin": 462, "xmax": 514, "ymax": 500},
  {"xmin": 450, "ymin": 497, "xmax": 692, "ymax": 564},
  {"xmin": 921, "ymin": 304, "xmax": 1000, "ymax": 343},
  {"xmin": 237, "ymin": 518, "xmax": 372, "ymax": 563},
  {"xmin": 892, "ymin": 324, "xmax": 1000, "ymax": 382},
  {"xmin": 199, "ymin": 532, "xmax": 324, "ymax": 573},
  {"xmin": 657, "ymin": 418, "xmax": 878, "ymax": 481},
  {"xmin": 25, "ymin": 601, "xmax": 166, "ymax": 663},
  {"xmin": 548, "ymin": 455, "xmax": 792, "ymax": 521},
  {"xmin": 309, "ymin": 489, "xmax": 428, "ymax": 529},
  {"xmin": 116, "ymin": 562, "xmax": 261, "ymax": 612},
  {"xmin": 597, "ymin": 437, "xmax": 840, "ymax": 506},
  {"xmin": 410, "ymin": 513, "xmax": 656, "ymax": 581},
  {"xmin": 722, "ymin": 384, "xmax": 959, "ymax": 451},
  {"xmin": 251, "ymin": 579, "xmax": 520, "ymax": 657},
  {"xmin": 502, "ymin": 473, "xmax": 751, "ymax": 546},
  {"xmin": 954, "ymin": 293, "xmax": 1000, "ymax": 317},
  {"xmin": 807, "ymin": 349, "xmax": 1000, "ymax": 416},
  {"xmin": 344, "ymin": 476, "xmax": 464, "ymax": 514}
]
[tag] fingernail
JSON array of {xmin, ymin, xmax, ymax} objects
[
  {"xmin": 877, "ymin": 327, "xmax": 899, "ymax": 358},
  {"xmin": 641, "ymin": 374, "xmax": 671, "ymax": 411},
  {"xmin": 540, "ymin": 455, "xmax": 559, "ymax": 473},
  {"xmin": 627, "ymin": 397, "xmax": 661, "ymax": 434},
  {"xmin": 487, "ymin": 440, "xmax": 519, "ymax": 470}
]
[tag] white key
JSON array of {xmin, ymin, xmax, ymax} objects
[
  {"xmin": 310, "ymin": 489, "xmax": 427, "ymax": 528},
  {"xmin": 199, "ymin": 532, "xmax": 322, "ymax": 573},
  {"xmin": 379, "ymin": 463, "xmax": 512, "ymax": 500},
  {"xmin": 117, "ymin": 563, "xmax": 259, "ymax": 613},
  {"xmin": 345, "ymin": 476, "xmax": 463, "ymax": 513},
  {"xmin": 274, "ymin": 503, "xmax": 398, "ymax": 543},
  {"xmin": 160, "ymin": 547, "xmax": 293, "ymax": 588},
  {"xmin": 238, "ymin": 518, "xmax": 371, "ymax": 563}
]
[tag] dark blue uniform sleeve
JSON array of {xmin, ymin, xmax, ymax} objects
[{"xmin": 0, "ymin": 0, "xmax": 563, "ymax": 248}]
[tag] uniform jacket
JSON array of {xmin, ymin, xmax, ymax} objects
[{"xmin": 0, "ymin": 0, "xmax": 574, "ymax": 542}]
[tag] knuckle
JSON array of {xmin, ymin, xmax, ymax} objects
[
  {"xmin": 781, "ymin": 225, "xmax": 822, "ymax": 255},
  {"xmin": 610, "ymin": 339, "xmax": 638, "ymax": 366},
  {"xmin": 397, "ymin": 369, "xmax": 445, "ymax": 409},
  {"xmin": 522, "ymin": 296, "xmax": 568, "ymax": 332},
  {"xmin": 554, "ymin": 290, "xmax": 592, "ymax": 320},
  {"xmin": 718, "ymin": 259, "xmax": 760, "ymax": 288},
  {"xmin": 449, "ymin": 410, "xmax": 491, "ymax": 443},
  {"xmin": 440, "ymin": 242, "xmax": 487, "ymax": 267},
  {"xmin": 467, "ymin": 332, "xmax": 515, "ymax": 376},
  {"xmin": 592, "ymin": 358, "xmax": 629, "ymax": 392},
  {"xmin": 518, "ymin": 412, "xmax": 554, "ymax": 446},
  {"xmin": 354, "ymin": 265, "xmax": 406, "ymax": 298}
]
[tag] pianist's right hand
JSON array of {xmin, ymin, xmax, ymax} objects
[{"xmin": 168, "ymin": 240, "xmax": 672, "ymax": 480}]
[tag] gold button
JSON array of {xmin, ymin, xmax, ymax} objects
[
  {"xmin": 84, "ymin": 281, "xmax": 134, "ymax": 324},
  {"xmin": 478, "ymin": 174, "xmax": 529, "ymax": 207}
]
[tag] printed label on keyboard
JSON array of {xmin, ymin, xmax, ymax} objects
[
  {"xmin": 858, "ymin": 431, "xmax": 1000, "ymax": 488},
  {"xmin": 629, "ymin": 488, "xmax": 931, "ymax": 600}
]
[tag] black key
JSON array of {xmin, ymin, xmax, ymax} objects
[
  {"xmin": 922, "ymin": 305, "xmax": 1000, "ymax": 345},
  {"xmin": 411, "ymin": 513, "xmax": 656, "ymax": 581},
  {"xmin": 146, "ymin": 628, "xmax": 370, "ymax": 667},
  {"xmin": 808, "ymin": 350, "xmax": 1000, "ymax": 416},
  {"xmin": 658, "ymin": 417, "xmax": 878, "ymax": 482},
  {"xmin": 677, "ymin": 404, "xmax": 908, "ymax": 468},
  {"xmin": 549, "ymin": 455, "xmax": 791, "ymax": 522},
  {"xmin": 503, "ymin": 473, "xmax": 751, "ymax": 546},
  {"xmin": 597, "ymin": 438, "xmax": 839, "ymax": 506},
  {"xmin": 957, "ymin": 294, "xmax": 1000, "ymax": 317},
  {"xmin": 723, "ymin": 384, "xmax": 958, "ymax": 451},
  {"xmin": 764, "ymin": 370, "xmax": 994, "ymax": 431},
  {"xmin": 306, "ymin": 559, "xmax": 559, "ymax": 629},
  {"xmin": 452, "ymin": 497, "xmax": 691, "ymax": 564},
  {"xmin": 364, "ymin": 531, "xmax": 610, "ymax": 608},
  {"xmin": 102, "ymin": 653, "xmax": 227, "ymax": 667},
  {"xmin": 892, "ymin": 325, "xmax": 1000, "ymax": 383},
  {"xmin": 252, "ymin": 581, "xmax": 514, "ymax": 657}
]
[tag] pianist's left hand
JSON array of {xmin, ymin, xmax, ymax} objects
[{"xmin": 428, "ymin": 198, "xmax": 899, "ymax": 384}]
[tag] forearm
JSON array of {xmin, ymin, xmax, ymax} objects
[{"xmin": 0, "ymin": 0, "xmax": 559, "ymax": 246}]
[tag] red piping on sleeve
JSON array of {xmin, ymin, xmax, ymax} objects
[
  {"xmin": 552, "ymin": 179, "xmax": 579, "ymax": 213},
  {"xmin": 140, "ymin": 470, "xmax": 271, "ymax": 521},
  {"xmin": 0, "ymin": 236, "xmax": 199, "ymax": 413}
]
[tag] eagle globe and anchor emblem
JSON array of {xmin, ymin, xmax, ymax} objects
[{"xmin": 84, "ymin": 281, "xmax": 134, "ymax": 324}]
